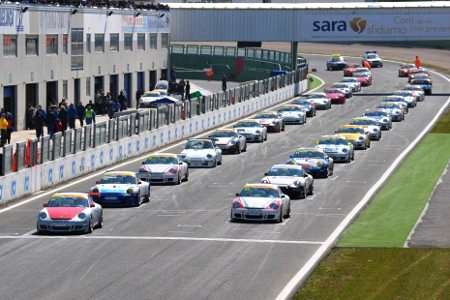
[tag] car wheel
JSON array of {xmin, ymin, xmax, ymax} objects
[
  {"xmin": 176, "ymin": 174, "xmax": 181, "ymax": 185},
  {"xmin": 212, "ymin": 159, "xmax": 217, "ymax": 168},
  {"xmin": 242, "ymin": 142, "xmax": 247, "ymax": 152},
  {"xmin": 144, "ymin": 190, "xmax": 150, "ymax": 202},
  {"xmin": 299, "ymin": 188, "xmax": 306, "ymax": 199},
  {"xmin": 264, "ymin": 133, "xmax": 268, "ymax": 141},
  {"xmin": 235, "ymin": 143, "xmax": 241, "ymax": 154},
  {"xmin": 285, "ymin": 203, "xmax": 291, "ymax": 218},
  {"xmin": 278, "ymin": 207, "xmax": 284, "ymax": 223},
  {"xmin": 281, "ymin": 124, "xmax": 285, "ymax": 131},
  {"xmin": 218, "ymin": 157, "xmax": 222, "ymax": 165},
  {"xmin": 97, "ymin": 214, "xmax": 103, "ymax": 228},
  {"xmin": 184, "ymin": 169, "xmax": 189, "ymax": 182},
  {"xmin": 86, "ymin": 218, "xmax": 93, "ymax": 233},
  {"xmin": 351, "ymin": 151, "xmax": 355, "ymax": 161}
]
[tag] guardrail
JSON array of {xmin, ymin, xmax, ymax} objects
[{"xmin": 0, "ymin": 66, "xmax": 307, "ymax": 204}]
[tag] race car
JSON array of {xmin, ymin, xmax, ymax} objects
[
  {"xmin": 326, "ymin": 54, "xmax": 347, "ymax": 71},
  {"xmin": 410, "ymin": 78, "xmax": 432, "ymax": 95},
  {"xmin": 362, "ymin": 51, "xmax": 383, "ymax": 68},
  {"xmin": 139, "ymin": 90, "xmax": 163, "ymax": 108},
  {"xmin": 408, "ymin": 72, "xmax": 431, "ymax": 83},
  {"xmin": 252, "ymin": 112, "xmax": 285, "ymax": 132},
  {"xmin": 324, "ymin": 88, "xmax": 346, "ymax": 104},
  {"xmin": 335, "ymin": 125, "xmax": 371, "ymax": 150},
  {"xmin": 381, "ymin": 96, "xmax": 410, "ymax": 113},
  {"xmin": 351, "ymin": 116, "xmax": 385, "ymax": 137},
  {"xmin": 138, "ymin": 153, "xmax": 189, "ymax": 184},
  {"xmin": 398, "ymin": 64, "xmax": 417, "ymax": 77},
  {"xmin": 287, "ymin": 147, "xmax": 334, "ymax": 178},
  {"xmin": 231, "ymin": 184, "xmax": 290, "ymax": 223},
  {"xmin": 304, "ymin": 93, "xmax": 332, "ymax": 110},
  {"xmin": 343, "ymin": 63, "xmax": 360, "ymax": 77},
  {"xmin": 233, "ymin": 119, "xmax": 267, "ymax": 142},
  {"xmin": 208, "ymin": 129, "xmax": 247, "ymax": 154},
  {"xmin": 403, "ymin": 85, "xmax": 425, "ymax": 102},
  {"xmin": 276, "ymin": 105, "xmax": 307, "ymax": 124},
  {"xmin": 331, "ymin": 83, "xmax": 353, "ymax": 98},
  {"xmin": 376, "ymin": 103, "xmax": 405, "ymax": 122},
  {"xmin": 360, "ymin": 111, "xmax": 391, "ymax": 131},
  {"xmin": 37, "ymin": 193, "xmax": 103, "ymax": 234},
  {"xmin": 261, "ymin": 164, "xmax": 314, "ymax": 199},
  {"xmin": 315, "ymin": 135, "xmax": 354, "ymax": 163},
  {"xmin": 90, "ymin": 171, "xmax": 150, "ymax": 207},
  {"xmin": 339, "ymin": 77, "xmax": 362, "ymax": 92},
  {"xmin": 392, "ymin": 91, "xmax": 418, "ymax": 107},
  {"xmin": 352, "ymin": 69, "xmax": 373, "ymax": 87},
  {"xmin": 179, "ymin": 138, "xmax": 223, "ymax": 167},
  {"xmin": 290, "ymin": 98, "xmax": 316, "ymax": 117}
]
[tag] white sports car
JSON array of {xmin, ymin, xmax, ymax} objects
[
  {"xmin": 403, "ymin": 85, "xmax": 425, "ymax": 101},
  {"xmin": 138, "ymin": 153, "xmax": 189, "ymax": 184},
  {"xmin": 180, "ymin": 138, "xmax": 222, "ymax": 167},
  {"xmin": 392, "ymin": 91, "xmax": 418, "ymax": 107},
  {"xmin": 232, "ymin": 120, "xmax": 267, "ymax": 142},
  {"xmin": 315, "ymin": 135, "xmax": 354, "ymax": 163},
  {"xmin": 305, "ymin": 93, "xmax": 332, "ymax": 110},
  {"xmin": 90, "ymin": 171, "xmax": 150, "ymax": 207},
  {"xmin": 208, "ymin": 129, "xmax": 247, "ymax": 154},
  {"xmin": 339, "ymin": 78, "xmax": 362, "ymax": 92},
  {"xmin": 260, "ymin": 164, "xmax": 314, "ymax": 199},
  {"xmin": 37, "ymin": 193, "xmax": 103, "ymax": 234},
  {"xmin": 231, "ymin": 184, "xmax": 290, "ymax": 223},
  {"xmin": 276, "ymin": 105, "xmax": 307, "ymax": 124},
  {"xmin": 252, "ymin": 112, "xmax": 285, "ymax": 132}
]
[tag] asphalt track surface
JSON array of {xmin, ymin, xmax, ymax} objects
[{"xmin": 0, "ymin": 56, "xmax": 449, "ymax": 300}]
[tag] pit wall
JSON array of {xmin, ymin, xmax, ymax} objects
[{"xmin": 0, "ymin": 80, "xmax": 307, "ymax": 205}]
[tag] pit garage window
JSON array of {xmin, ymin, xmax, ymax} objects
[
  {"xmin": 95, "ymin": 34, "xmax": 105, "ymax": 52},
  {"xmin": 3, "ymin": 35, "xmax": 17, "ymax": 57},
  {"xmin": 25, "ymin": 35, "xmax": 39, "ymax": 56},
  {"xmin": 161, "ymin": 33, "xmax": 169, "ymax": 48},
  {"xmin": 46, "ymin": 34, "xmax": 58, "ymax": 55},
  {"xmin": 110, "ymin": 33, "xmax": 119, "ymax": 52},
  {"xmin": 149, "ymin": 33, "xmax": 157, "ymax": 49},
  {"xmin": 137, "ymin": 33, "xmax": 145, "ymax": 50},
  {"xmin": 124, "ymin": 33, "xmax": 133, "ymax": 51}
]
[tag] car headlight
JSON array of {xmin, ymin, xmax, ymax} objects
[
  {"xmin": 342, "ymin": 148, "xmax": 348, "ymax": 153},
  {"xmin": 78, "ymin": 212, "xmax": 87, "ymax": 220},
  {"xmin": 228, "ymin": 139, "xmax": 236, "ymax": 145},
  {"xmin": 127, "ymin": 188, "xmax": 137, "ymax": 194},
  {"xmin": 39, "ymin": 212, "xmax": 47, "ymax": 220},
  {"xmin": 268, "ymin": 202, "xmax": 280, "ymax": 210},
  {"xmin": 255, "ymin": 130, "xmax": 261, "ymax": 134},
  {"xmin": 92, "ymin": 188, "xmax": 99, "ymax": 193},
  {"xmin": 206, "ymin": 154, "xmax": 213, "ymax": 159},
  {"xmin": 359, "ymin": 136, "xmax": 364, "ymax": 141}
]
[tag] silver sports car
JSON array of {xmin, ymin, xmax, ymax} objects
[
  {"xmin": 179, "ymin": 138, "xmax": 223, "ymax": 167},
  {"xmin": 276, "ymin": 105, "xmax": 307, "ymax": 124},
  {"xmin": 209, "ymin": 129, "xmax": 247, "ymax": 154},
  {"xmin": 138, "ymin": 153, "xmax": 189, "ymax": 184},
  {"xmin": 260, "ymin": 164, "xmax": 314, "ymax": 199},
  {"xmin": 252, "ymin": 112, "xmax": 285, "ymax": 132},
  {"xmin": 37, "ymin": 193, "xmax": 103, "ymax": 234},
  {"xmin": 232, "ymin": 119, "xmax": 268, "ymax": 142}
]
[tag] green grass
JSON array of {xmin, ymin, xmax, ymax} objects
[
  {"xmin": 339, "ymin": 132, "xmax": 450, "ymax": 247},
  {"xmin": 295, "ymin": 248, "xmax": 450, "ymax": 300},
  {"xmin": 308, "ymin": 74, "xmax": 323, "ymax": 91}
]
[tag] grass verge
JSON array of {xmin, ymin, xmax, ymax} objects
[
  {"xmin": 295, "ymin": 248, "xmax": 450, "ymax": 300},
  {"xmin": 338, "ymin": 132, "xmax": 450, "ymax": 247},
  {"xmin": 307, "ymin": 74, "xmax": 323, "ymax": 91}
]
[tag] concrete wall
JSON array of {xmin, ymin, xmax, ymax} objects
[{"xmin": 0, "ymin": 79, "xmax": 307, "ymax": 205}]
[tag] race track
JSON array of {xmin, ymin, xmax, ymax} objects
[{"xmin": 0, "ymin": 56, "xmax": 448, "ymax": 300}]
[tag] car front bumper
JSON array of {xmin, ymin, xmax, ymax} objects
[
  {"xmin": 231, "ymin": 208, "xmax": 281, "ymax": 221},
  {"xmin": 37, "ymin": 220, "xmax": 90, "ymax": 233},
  {"xmin": 94, "ymin": 193, "xmax": 139, "ymax": 206},
  {"xmin": 283, "ymin": 116, "xmax": 305, "ymax": 124},
  {"xmin": 138, "ymin": 172, "xmax": 177, "ymax": 184},
  {"xmin": 184, "ymin": 158, "xmax": 216, "ymax": 167},
  {"xmin": 239, "ymin": 133, "xmax": 262, "ymax": 142},
  {"xmin": 326, "ymin": 152, "xmax": 350, "ymax": 162}
]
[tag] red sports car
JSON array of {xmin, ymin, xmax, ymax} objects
[
  {"xmin": 343, "ymin": 64, "xmax": 360, "ymax": 77},
  {"xmin": 353, "ymin": 71, "xmax": 373, "ymax": 87},
  {"xmin": 324, "ymin": 88, "xmax": 346, "ymax": 104},
  {"xmin": 398, "ymin": 64, "xmax": 416, "ymax": 77}
]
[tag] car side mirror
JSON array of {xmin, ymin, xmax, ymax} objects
[
  {"xmin": 281, "ymin": 194, "xmax": 286, "ymax": 198},
  {"xmin": 179, "ymin": 161, "xmax": 183, "ymax": 165},
  {"xmin": 264, "ymin": 172, "xmax": 268, "ymax": 176},
  {"xmin": 142, "ymin": 161, "xmax": 145, "ymax": 165},
  {"xmin": 95, "ymin": 180, "xmax": 100, "ymax": 184},
  {"xmin": 304, "ymin": 174, "xmax": 309, "ymax": 177},
  {"xmin": 138, "ymin": 181, "xmax": 142, "ymax": 184},
  {"xmin": 235, "ymin": 193, "xmax": 240, "ymax": 197},
  {"xmin": 43, "ymin": 203, "xmax": 48, "ymax": 207},
  {"xmin": 90, "ymin": 203, "xmax": 95, "ymax": 208}
]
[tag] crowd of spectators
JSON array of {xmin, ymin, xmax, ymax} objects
[{"xmin": 11, "ymin": 0, "xmax": 170, "ymax": 10}]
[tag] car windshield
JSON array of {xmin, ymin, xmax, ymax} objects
[
  {"xmin": 268, "ymin": 167, "xmax": 304, "ymax": 177},
  {"xmin": 325, "ymin": 89, "xmax": 341, "ymax": 93},
  {"xmin": 185, "ymin": 140, "xmax": 214, "ymax": 149},
  {"xmin": 291, "ymin": 100, "xmax": 309, "ymax": 106},
  {"xmin": 330, "ymin": 56, "xmax": 343, "ymax": 62},
  {"xmin": 341, "ymin": 79, "xmax": 357, "ymax": 83},
  {"xmin": 234, "ymin": 121, "xmax": 260, "ymax": 128},
  {"xmin": 352, "ymin": 119, "xmax": 376, "ymax": 125},
  {"xmin": 384, "ymin": 97, "xmax": 404, "ymax": 102},
  {"xmin": 378, "ymin": 104, "xmax": 397, "ymax": 108},
  {"xmin": 239, "ymin": 187, "xmax": 279, "ymax": 198},
  {"xmin": 411, "ymin": 80, "xmax": 431, "ymax": 85},
  {"xmin": 278, "ymin": 106, "xmax": 300, "ymax": 112},
  {"xmin": 367, "ymin": 54, "xmax": 378, "ymax": 59},
  {"xmin": 254, "ymin": 114, "xmax": 276, "ymax": 119},
  {"xmin": 393, "ymin": 91, "xmax": 411, "ymax": 96},
  {"xmin": 155, "ymin": 82, "xmax": 168, "ymax": 90},
  {"xmin": 100, "ymin": 175, "xmax": 137, "ymax": 184},
  {"xmin": 307, "ymin": 94, "xmax": 326, "ymax": 99},
  {"xmin": 319, "ymin": 138, "xmax": 348, "ymax": 145},
  {"xmin": 210, "ymin": 131, "xmax": 237, "ymax": 138},
  {"xmin": 337, "ymin": 127, "xmax": 364, "ymax": 134},
  {"xmin": 47, "ymin": 197, "xmax": 89, "ymax": 207},
  {"xmin": 144, "ymin": 156, "xmax": 178, "ymax": 165},
  {"xmin": 291, "ymin": 150, "xmax": 324, "ymax": 159},
  {"xmin": 353, "ymin": 72, "xmax": 369, "ymax": 77},
  {"xmin": 142, "ymin": 92, "xmax": 160, "ymax": 98},
  {"xmin": 405, "ymin": 86, "xmax": 422, "ymax": 91},
  {"xmin": 364, "ymin": 111, "xmax": 386, "ymax": 117}
]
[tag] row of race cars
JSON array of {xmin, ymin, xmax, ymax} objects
[{"xmin": 35, "ymin": 55, "xmax": 431, "ymax": 232}]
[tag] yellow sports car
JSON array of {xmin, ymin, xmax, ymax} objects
[{"xmin": 335, "ymin": 125, "xmax": 370, "ymax": 150}]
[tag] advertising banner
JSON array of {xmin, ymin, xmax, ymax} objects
[
  {"xmin": 0, "ymin": 7, "xmax": 29, "ymax": 34},
  {"xmin": 299, "ymin": 10, "xmax": 450, "ymax": 41}
]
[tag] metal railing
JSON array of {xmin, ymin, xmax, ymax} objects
[{"xmin": 0, "ymin": 66, "xmax": 307, "ymax": 177}]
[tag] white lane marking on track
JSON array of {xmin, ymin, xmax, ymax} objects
[
  {"xmin": 275, "ymin": 58, "xmax": 450, "ymax": 300},
  {"xmin": 22, "ymin": 229, "xmax": 36, "ymax": 236},
  {"xmin": 0, "ymin": 235, "xmax": 324, "ymax": 245},
  {"xmin": 177, "ymin": 224, "xmax": 203, "ymax": 228},
  {"xmin": 0, "ymin": 76, "xmax": 326, "ymax": 216},
  {"xmin": 329, "ymin": 175, "xmax": 339, "ymax": 181}
]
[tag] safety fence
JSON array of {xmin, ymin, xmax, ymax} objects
[{"xmin": 0, "ymin": 66, "xmax": 307, "ymax": 204}]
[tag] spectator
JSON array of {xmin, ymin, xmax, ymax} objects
[
  {"xmin": 59, "ymin": 104, "xmax": 68, "ymax": 132},
  {"xmin": 107, "ymin": 98, "xmax": 115, "ymax": 119},
  {"xmin": 26, "ymin": 105, "xmax": 35, "ymax": 130},
  {"xmin": 112, "ymin": 99, "xmax": 120, "ymax": 116},
  {"xmin": 68, "ymin": 103, "xmax": 77, "ymax": 129},
  {"xmin": 5, "ymin": 110, "xmax": 14, "ymax": 144},
  {"xmin": 415, "ymin": 55, "xmax": 422, "ymax": 68},
  {"xmin": 178, "ymin": 79, "xmax": 186, "ymax": 99},
  {"xmin": 118, "ymin": 91, "xmax": 127, "ymax": 111},
  {"xmin": 136, "ymin": 90, "xmax": 143, "ymax": 109},
  {"xmin": 76, "ymin": 102, "xmax": 85, "ymax": 127},
  {"xmin": 33, "ymin": 105, "xmax": 47, "ymax": 140},
  {"xmin": 84, "ymin": 105, "xmax": 95, "ymax": 125},
  {"xmin": 222, "ymin": 75, "xmax": 227, "ymax": 91},
  {"xmin": 47, "ymin": 106, "xmax": 58, "ymax": 137},
  {"xmin": 185, "ymin": 80, "xmax": 191, "ymax": 101},
  {"xmin": 0, "ymin": 113, "xmax": 8, "ymax": 146}
]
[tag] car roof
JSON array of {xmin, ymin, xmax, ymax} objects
[
  {"xmin": 188, "ymin": 138, "xmax": 214, "ymax": 142},
  {"xmin": 244, "ymin": 183, "xmax": 278, "ymax": 190},
  {"xmin": 236, "ymin": 119, "xmax": 259, "ymax": 123},
  {"xmin": 293, "ymin": 147, "xmax": 324, "ymax": 152},
  {"xmin": 213, "ymin": 128, "xmax": 236, "ymax": 132},
  {"xmin": 104, "ymin": 171, "xmax": 136, "ymax": 177},
  {"xmin": 271, "ymin": 164, "xmax": 303, "ymax": 170},
  {"xmin": 147, "ymin": 153, "xmax": 178, "ymax": 158},
  {"xmin": 51, "ymin": 192, "xmax": 88, "ymax": 199},
  {"xmin": 342, "ymin": 124, "xmax": 364, "ymax": 129}
]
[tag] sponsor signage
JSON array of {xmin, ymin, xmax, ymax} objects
[
  {"xmin": 121, "ymin": 13, "xmax": 170, "ymax": 33},
  {"xmin": 301, "ymin": 11, "xmax": 450, "ymax": 41},
  {"xmin": 0, "ymin": 7, "xmax": 28, "ymax": 33}
]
